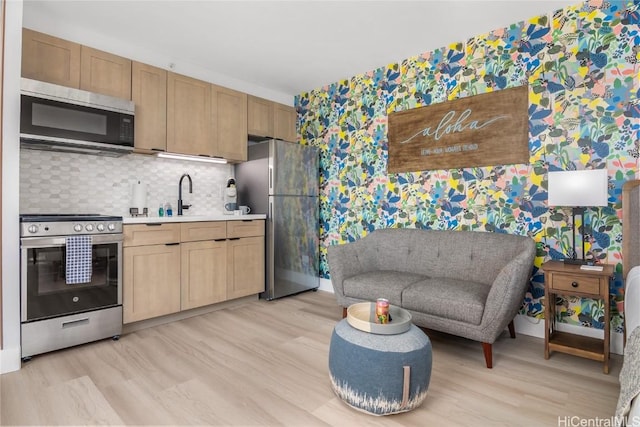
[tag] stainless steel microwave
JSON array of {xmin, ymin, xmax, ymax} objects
[{"xmin": 20, "ymin": 78, "xmax": 135, "ymax": 157}]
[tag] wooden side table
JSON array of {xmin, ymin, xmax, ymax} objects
[{"xmin": 542, "ymin": 260, "xmax": 614, "ymax": 374}]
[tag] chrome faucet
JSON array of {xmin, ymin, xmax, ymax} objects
[{"xmin": 178, "ymin": 173, "xmax": 192, "ymax": 216}]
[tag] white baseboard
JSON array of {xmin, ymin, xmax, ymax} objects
[
  {"xmin": 319, "ymin": 277, "xmax": 333, "ymax": 293},
  {"xmin": 319, "ymin": 278, "xmax": 624, "ymax": 355},
  {"xmin": 0, "ymin": 346, "xmax": 22, "ymax": 374}
]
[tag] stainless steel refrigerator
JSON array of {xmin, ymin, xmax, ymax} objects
[{"xmin": 235, "ymin": 139, "xmax": 319, "ymax": 300}]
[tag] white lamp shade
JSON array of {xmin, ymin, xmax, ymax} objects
[{"xmin": 548, "ymin": 169, "xmax": 608, "ymax": 207}]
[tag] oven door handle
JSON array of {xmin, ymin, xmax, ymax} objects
[{"xmin": 21, "ymin": 233, "xmax": 123, "ymax": 248}]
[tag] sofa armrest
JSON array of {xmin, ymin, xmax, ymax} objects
[
  {"xmin": 479, "ymin": 240, "xmax": 536, "ymax": 342},
  {"xmin": 617, "ymin": 326, "xmax": 640, "ymax": 422},
  {"xmin": 327, "ymin": 241, "xmax": 367, "ymax": 307}
]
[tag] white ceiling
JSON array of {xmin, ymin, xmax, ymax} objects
[{"xmin": 22, "ymin": 0, "xmax": 578, "ymax": 103}]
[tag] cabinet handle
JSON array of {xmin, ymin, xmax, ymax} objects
[
  {"xmin": 151, "ymin": 148, "xmax": 165, "ymax": 152},
  {"xmin": 571, "ymin": 281, "xmax": 579, "ymax": 288},
  {"xmin": 165, "ymin": 242, "xmax": 180, "ymax": 246},
  {"xmin": 228, "ymin": 237, "xmax": 241, "ymax": 241},
  {"xmin": 145, "ymin": 223, "xmax": 162, "ymax": 226},
  {"xmin": 214, "ymin": 238, "xmax": 226, "ymax": 242},
  {"xmin": 242, "ymin": 220, "xmax": 253, "ymax": 222}
]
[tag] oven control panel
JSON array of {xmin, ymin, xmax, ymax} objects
[{"xmin": 20, "ymin": 220, "xmax": 122, "ymax": 237}]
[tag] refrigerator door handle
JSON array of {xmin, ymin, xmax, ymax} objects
[
  {"xmin": 269, "ymin": 199, "xmax": 273, "ymax": 220},
  {"xmin": 269, "ymin": 167, "xmax": 273, "ymax": 193}
]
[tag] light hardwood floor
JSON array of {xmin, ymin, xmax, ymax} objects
[{"xmin": 1, "ymin": 291, "xmax": 621, "ymax": 426}]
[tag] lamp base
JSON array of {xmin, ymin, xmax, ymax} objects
[{"xmin": 563, "ymin": 258, "xmax": 588, "ymax": 265}]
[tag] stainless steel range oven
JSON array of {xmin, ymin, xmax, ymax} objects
[{"xmin": 20, "ymin": 214, "xmax": 123, "ymax": 360}]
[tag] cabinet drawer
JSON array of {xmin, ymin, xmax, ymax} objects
[
  {"xmin": 227, "ymin": 220, "xmax": 264, "ymax": 238},
  {"xmin": 123, "ymin": 223, "xmax": 181, "ymax": 247},
  {"xmin": 550, "ymin": 274, "xmax": 601, "ymax": 295},
  {"xmin": 181, "ymin": 221, "xmax": 226, "ymax": 242}
]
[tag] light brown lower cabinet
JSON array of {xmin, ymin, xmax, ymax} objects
[
  {"xmin": 227, "ymin": 236, "xmax": 265, "ymax": 300},
  {"xmin": 123, "ymin": 220, "xmax": 264, "ymax": 324},
  {"xmin": 181, "ymin": 239, "xmax": 228, "ymax": 310},
  {"xmin": 123, "ymin": 243, "xmax": 181, "ymax": 323}
]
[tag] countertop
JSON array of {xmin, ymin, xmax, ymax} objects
[{"xmin": 123, "ymin": 214, "xmax": 266, "ymax": 224}]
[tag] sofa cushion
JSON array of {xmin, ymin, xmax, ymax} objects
[
  {"xmin": 402, "ymin": 278, "xmax": 491, "ymax": 325},
  {"xmin": 343, "ymin": 271, "xmax": 427, "ymax": 306}
]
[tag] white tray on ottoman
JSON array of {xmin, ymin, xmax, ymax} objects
[{"xmin": 346, "ymin": 302, "xmax": 412, "ymax": 335}]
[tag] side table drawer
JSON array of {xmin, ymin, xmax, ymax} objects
[{"xmin": 551, "ymin": 274, "xmax": 600, "ymax": 295}]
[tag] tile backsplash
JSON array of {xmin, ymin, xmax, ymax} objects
[{"xmin": 20, "ymin": 149, "xmax": 234, "ymax": 217}]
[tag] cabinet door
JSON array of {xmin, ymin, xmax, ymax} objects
[
  {"xmin": 21, "ymin": 28, "xmax": 81, "ymax": 88},
  {"xmin": 212, "ymin": 84, "xmax": 247, "ymax": 162},
  {"xmin": 181, "ymin": 240, "xmax": 227, "ymax": 310},
  {"xmin": 167, "ymin": 72, "xmax": 212, "ymax": 156},
  {"xmin": 132, "ymin": 62, "xmax": 167, "ymax": 153},
  {"xmin": 80, "ymin": 46, "xmax": 132, "ymax": 99},
  {"xmin": 123, "ymin": 244, "xmax": 181, "ymax": 323},
  {"xmin": 247, "ymin": 95, "xmax": 273, "ymax": 138},
  {"xmin": 274, "ymin": 103, "xmax": 297, "ymax": 143},
  {"xmin": 227, "ymin": 236, "xmax": 265, "ymax": 300}
]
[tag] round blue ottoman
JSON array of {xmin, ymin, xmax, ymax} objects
[{"xmin": 328, "ymin": 318, "xmax": 432, "ymax": 415}]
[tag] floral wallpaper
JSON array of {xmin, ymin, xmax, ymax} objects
[{"xmin": 296, "ymin": 0, "xmax": 640, "ymax": 332}]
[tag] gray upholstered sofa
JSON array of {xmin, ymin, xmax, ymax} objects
[{"xmin": 327, "ymin": 228, "xmax": 536, "ymax": 368}]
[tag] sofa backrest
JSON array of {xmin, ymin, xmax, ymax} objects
[{"xmin": 351, "ymin": 228, "xmax": 535, "ymax": 286}]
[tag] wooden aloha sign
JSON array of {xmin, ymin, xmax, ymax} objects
[{"xmin": 387, "ymin": 85, "xmax": 529, "ymax": 173}]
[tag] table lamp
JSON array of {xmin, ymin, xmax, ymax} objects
[{"xmin": 547, "ymin": 169, "xmax": 608, "ymax": 264}]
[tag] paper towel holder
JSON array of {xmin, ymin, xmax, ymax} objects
[{"xmin": 129, "ymin": 207, "xmax": 149, "ymax": 217}]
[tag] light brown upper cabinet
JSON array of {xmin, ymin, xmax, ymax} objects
[
  {"xmin": 247, "ymin": 95, "xmax": 274, "ymax": 138},
  {"xmin": 274, "ymin": 103, "xmax": 297, "ymax": 143},
  {"xmin": 80, "ymin": 46, "xmax": 131, "ymax": 99},
  {"xmin": 247, "ymin": 95, "xmax": 297, "ymax": 143},
  {"xmin": 167, "ymin": 72, "xmax": 213, "ymax": 157},
  {"xmin": 22, "ymin": 28, "xmax": 255, "ymax": 162},
  {"xmin": 132, "ymin": 62, "xmax": 167, "ymax": 153},
  {"xmin": 22, "ymin": 28, "xmax": 81, "ymax": 88},
  {"xmin": 213, "ymin": 85, "xmax": 247, "ymax": 162},
  {"xmin": 167, "ymin": 73, "xmax": 247, "ymax": 161},
  {"xmin": 22, "ymin": 28, "xmax": 132, "ymax": 99}
]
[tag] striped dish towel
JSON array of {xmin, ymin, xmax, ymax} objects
[{"xmin": 66, "ymin": 235, "xmax": 93, "ymax": 284}]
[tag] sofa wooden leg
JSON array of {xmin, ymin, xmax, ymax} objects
[
  {"xmin": 342, "ymin": 307, "xmax": 347, "ymax": 319},
  {"xmin": 508, "ymin": 320, "xmax": 516, "ymax": 339},
  {"xmin": 481, "ymin": 343, "xmax": 493, "ymax": 368}
]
